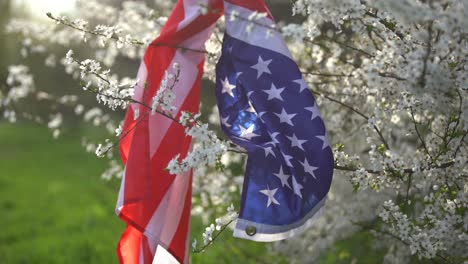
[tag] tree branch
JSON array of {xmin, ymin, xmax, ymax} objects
[
  {"xmin": 311, "ymin": 89, "xmax": 390, "ymax": 150},
  {"xmin": 192, "ymin": 218, "xmax": 235, "ymax": 253},
  {"xmin": 409, "ymin": 107, "xmax": 433, "ymax": 161}
]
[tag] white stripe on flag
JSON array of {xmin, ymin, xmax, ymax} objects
[
  {"xmin": 115, "ymin": 168, "xmax": 126, "ymax": 213},
  {"xmin": 177, "ymin": 0, "xmax": 210, "ymax": 31},
  {"xmin": 153, "ymin": 245, "xmax": 180, "ymax": 264},
  {"xmin": 131, "ymin": 61, "xmax": 148, "ymax": 112},
  {"xmin": 224, "ymin": 1, "xmax": 292, "ymax": 60},
  {"xmin": 149, "ymin": 23, "xmax": 217, "ymax": 157},
  {"xmin": 143, "ymin": 169, "xmax": 190, "ymax": 245},
  {"xmin": 139, "ymin": 240, "xmax": 145, "ymax": 264}
]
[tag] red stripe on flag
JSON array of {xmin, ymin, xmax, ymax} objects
[
  {"xmin": 153, "ymin": 1, "xmax": 223, "ymax": 47},
  {"xmin": 117, "ymin": 1, "xmax": 223, "ymax": 263},
  {"xmin": 167, "ymin": 173, "xmax": 193, "ymax": 262},
  {"xmin": 157, "ymin": 0, "xmax": 186, "ymax": 36},
  {"xmin": 142, "ymin": 237, "xmax": 153, "ymax": 264},
  {"xmin": 117, "ymin": 225, "xmax": 142, "ymax": 264},
  {"xmin": 120, "ymin": 110, "xmax": 152, "ymax": 207},
  {"xmin": 142, "ymin": 46, "xmax": 178, "ymax": 105},
  {"xmin": 119, "ymin": 108, "xmax": 136, "ymax": 165},
  {"xmin": 125, "ymin": 57, "xmax": 204, "ymax": 231}
]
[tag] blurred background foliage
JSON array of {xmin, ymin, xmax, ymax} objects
[{"xmin": 0, "ymin": 0, "xmax": 394, "ymax": 263}]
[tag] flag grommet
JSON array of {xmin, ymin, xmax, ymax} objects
[{"xmin": 245, "ymin": 225, "xmax": 256, "ymax": 236}]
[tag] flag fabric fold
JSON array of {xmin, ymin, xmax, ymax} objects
[
  {"xmin": 117, "ymin": 1, "xmax": 222, "ymax": 263},
  {"xmin": 117, "ymin": 0, "xmax": 333, "ymax": 263},
  {"xmin": 216, "ymin": 0, "xmax": 333, "ymax": 242}
]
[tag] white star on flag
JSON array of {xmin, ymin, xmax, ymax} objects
[
  {"xmin": 259, "ymin": 187, "xmax": 280, "ymax": 207},
  {"xmin": 258, "ymin": 111, "xmax": 266, "ymax": 119},
  {"xmin": 263, "ymin": 83, "xmax": 285, "ymax": 101},
  {"xmin": 274, "ymin": 108, "xmax": 296, "ymax": 126},
  {"xmin": 292, "ymin": 176, "xmax": 303, "ymax": 198},
  {"xmin": 287, "ymin": 133, "xmax": 307, "ymax": 151},
  {"xmin": 300, "ymin": 158, "xmax": 319, "ymax": 179},
  {"xmin": 274, "ymin": 166, "xmax": 291, "ymax": 189},
  {"xmin": 305, "ymin": 105, "xmax": 320, "ymax": 120},
  {"xmin": 246, "ymin": 99, "xmax": 257, "ymax": 114},
  {"xmin": 221, "ymin": 116, "xmax": 231, "ymax": 128},
  {"xmin": 221, "ymin": 77, "xmax": 235, "ymax": 97},
  {"xmin": 251, "ymin": 56, "xmax": 272, "ymax": 79},
  {"xmin": 316, "ymin": 135, "xmax": 330, "ymax": 150},
  {"xmin": 239, "ymin": 124, "xmax": 259, "ymax": 140},
  {"xmin": 263, "ymin": 145, "xmax": 276, "ymax": 158},
  {"xmin": 293, "ymin": 78, "xmax": 308, "ymax": 92},
  {"xmin": 270, "ymin": 132, "xmax": 280, "ymax": 145},
  {"xmin": 282, "ymin": 152, "xmax": 294, "ymax": 167}
]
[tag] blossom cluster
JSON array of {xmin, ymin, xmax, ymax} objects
[
  {"xmin": 2, "ymin": 65, "xmax": 35, "ymax": 122},
  {"xmin": 63, "ymin": 49, "xmax": 136, "ymax": 110},
  {"xmin": 151, "ymin": 63, "xmax": 180, "ymax": 114},
  {"xmin": 192, "ymin": 204, "xmax": 238, "ymax": 252},
  {"xmin": 166, "ymin": 112, "xmax": 228, "ymax": 175}
]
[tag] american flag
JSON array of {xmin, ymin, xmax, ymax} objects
[
  {"xmin": 217, "ymin": 1, "xmax": 334, "ymax": 241},
  {"xmin": 116, "ymin": 1, "xmax": 223, "ymax": 263},
  {"xmin": 116, "ymin": 0, "xmax": 333, "ymax": 263}
]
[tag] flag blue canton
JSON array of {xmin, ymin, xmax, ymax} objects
[{"xmin": 215, "ymin": 33, "xmax": 334, "ymax": 236}]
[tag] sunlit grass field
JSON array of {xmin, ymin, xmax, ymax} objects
[
  {"xmin": 0, "ymin": 123, "xmax": 384, "ymax": 263},
  {"xmin": 0, "ymin": 123, "xmax": 282, "ymax": 263},
  {"xmin": 0, "ymin": 123, "xmax": 121, "ymax": 263}
]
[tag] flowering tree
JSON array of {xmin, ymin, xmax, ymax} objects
[{"xmin": 2, "ymin": 0, "xmax": 466, "ymax": 263}]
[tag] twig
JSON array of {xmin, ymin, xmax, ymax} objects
[
  {"xmin": 47, "ymin": 12, "xmax": 144, "ymax": 45},
  {"xmin": 364, "ymin": 11, "xmax": 405, "ymax": 40},
  {"xmin": 311, "ymin": 89, "xmax": 390, "ymax": 150},
  {"xmin": 352, "ymin": 221, "xmax": 451, "ymax": 264},
  {"xmin": 404, "ymin": 172, "xmax": 413, "ymax": 207},
  {"xmin": 419, "ymin": 22, "xmax": 433, "ymax": 87},
  {"xmin": 47, "ymin": 12, "xmax": 212, "ymax": 55},
  {"xmin": 334, "ymin": 160, "xmax": 457, "ymax": 176},
  {"xmin": 305, "ymin": 37, "xmax": 375, "ymax": 58},
  {"xmin": 453, "ymin": 130, "xmax": 467, "ymax": 159},
  {"xmin": 409, "ymin": 107, "xmax": 433, "ymax": 161},
  {"xmin": 73, "ymin": 58, "xmax": 180, "ymax": 124},
  {"xmin": 432, "ymin": 89, "xmax": 463, "ymax": 164},
  {"xmin": 192, "ymin": 219, "xmax": 235, "ymax": 253},
  {"xmin": 303, "ymin": 71, "xmax": 352, "ymax": 78},
  {"xmin": 378, "ymin": 72, "xmax": 407, "ymax": 81},
  {"xmin": 150, "ymin": 42, "xmax": 209, "ymax": 55}
]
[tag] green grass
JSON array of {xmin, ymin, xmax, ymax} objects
[
  {"xmin": 0, "ymin": 123, "xmax": 281, "ymax": 263},
  {"xmin": 0, "ymin": 122, "xmax": 389, "ymax": 264},
  {"xmin": 319, "ymin": 231, "xmax": 385, "ymax": 264},
  {"xmin": 0, "ymin": 123, "xmax": 122, "ymax": 263}
]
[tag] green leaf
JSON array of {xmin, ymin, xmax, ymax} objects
[
  {"xmin": 448, "ymin": 61, "xmax": 458, "ymax": 69},
  {"xmin": 377, "ymin": 144, "xmax": 386, "ymax": 154},
  {"xmin": 335, "ymin": 143, "xmax": 345, "ymax": 151}
]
